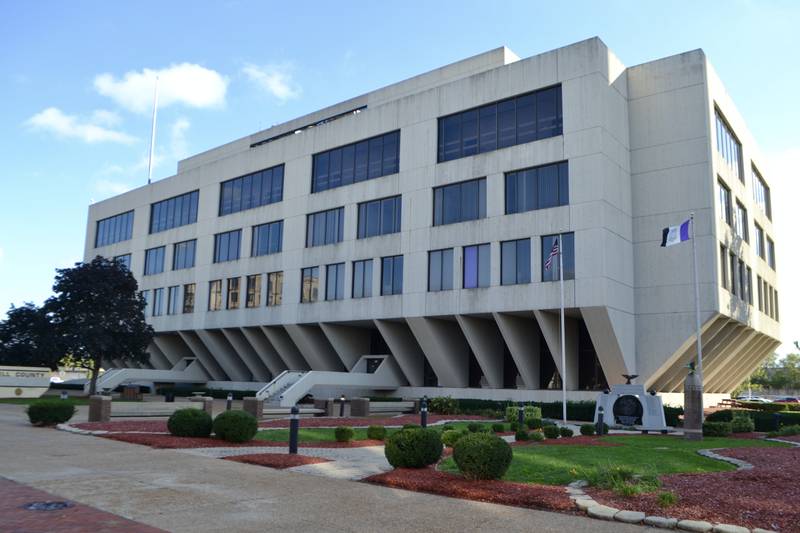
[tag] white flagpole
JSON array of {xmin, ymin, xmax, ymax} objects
[
  {"xmin": 690, "ymin": 213, "xmax": 704, "ymax": 396},
  {"xmin": 147, "ymin": 76, "xmax": 159, "ymax": 184},
  {"xmin": 559, "ymin": 236, "xmax": 567, "ymax": 426}
]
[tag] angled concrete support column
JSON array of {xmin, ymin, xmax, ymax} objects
[
  {"xmin": 406, "ymin": 317, "xmax": 468, "ymax": 388},
  {"xmin": 456, "ymin": 315, "xmax": 504, "ymax": 389},
  {"xmin": 703, "ymin": 328, "xmax": 755, "ymax": 388},
  {"xmin": 319, "ymin": 323, "xmax": 372, "ymax": 370},
  {"xmin": 284, "ymin": 324, "xmax": 345, "ymax": 371},
  {"xmin": 260, "ymin": 326, "xmax": 309, "ymax": 371},
  {"xmin": 146, "ymin": 342, "xmax": 172, "ymax": 370},
  {"xmin": 177, "ymin": 330, "xmax": 228, "ymax": 381},
  {"xmin": 580, "ymin": 306, "xmax": 635, "ymax": 386},
  {"xmin": 221, "ymin": 328, "xmax": 271, "ymax": 381},
  {"xmin": 533, "ymin": 310, "xmax": 578, "ymax": 390},
  {"xmin": 240, "ymin": 326, "xmax": 287, "ymax": 376},
  {"xmin": 374, "ymin": 319, "xmax": 424, "ymax": 386},
  {"xmin": 662, "ymin": 322, "xmax": 741, "ymax": 392},
  {"xmin": 716, "ymin": 336, "xmax": 777, "ymax": 393},
  {"xmin": 195, "ymin": 329, "xmax": 252, "ymax": 382},
  {"xmin": 152, "ymin": 334, "xmax": 188, "ymax": 368},
  {"xmin": 493, "ymin": 312, "xmax": 541, "ymax": 389},
  {"xmin": 705, "ymin": 333, "xmax": 767, "ymax": 393}
]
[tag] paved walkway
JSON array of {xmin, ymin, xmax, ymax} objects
[{"xmin": 0, "ymin": 404, "xmax": 652, "ymax": 532}]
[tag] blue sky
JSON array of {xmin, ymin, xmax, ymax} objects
[{"xmin": 1, "ymin": 0, "xmax": 798, "ymax": 353}]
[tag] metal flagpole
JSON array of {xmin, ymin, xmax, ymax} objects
[
  {"xmin": 690, "ymin": 213, "xmax": 704, "ymax": 390},
  {"xmin": 559, "ymin": 236, "xmax": 567, "ymax": 425},
  {"xmin": 147, "ymin": 76, "xmax": 159, "ymax": 184}
]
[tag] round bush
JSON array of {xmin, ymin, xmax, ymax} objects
[
  {"xmin": 402, "ymin": 423, "xmax": 420, "ymax": 429},
  {"xmin": 580, "ymin": 424, "xmax": 596, "ymax": 436},
  {"xmin": 335, "ymin": 426, "xmax": 354, "ymax": 442},
  {"xmin": 702, "ymin": 421, "xmax": 732, "ymax": 437},
  {"xmin": 509, "ymin": 421, "xmax": 519, "ymax": 432},
  {"xmin": 491, "ymin": 423, "xmax": 505, "ymax": 433},
  {"xmin": 515, "ymin": 429, "xmax": 529, "ymax": 441},
  {"xmin": 559, "ymin": 426, "xmax": 574, "ymax": 438},
  {"xmin": 530, "ymin": 431, "xmax": 545, "ymax": 442},
  {"xmin": 441, "ymin": 429, "xmax": 465, "ymax": 447},
  {"xmin": 212, "ymin": 410, "xmax": 258, "ymax": 442},
  {"xmin": 167, "ymin": 408, "xmax": 212, "ymax": 437},
  {"xmin": 385, "ymin": 428, "xmax": 442, "ymax": 468},
  {"xmin": 453, "ymin": 433, "xmax": 513, "ymax": 480},
  {"xmin": 543, "ymin": 425, "xmax": 560, "ymax": 439},
  {"xmin": 27, "ymin": 399, "xmax": 76, "ymax": 426},
  {"xmin": 467, "ymin": 422, "xmax": 481, "ymax": 433},
  {"xmin": 366, "ymin": 425, "xmax": 386, "ymax": 440},
  {"xmin": 731, "ymin": 416, "xmax": 755, "ymax": 433},
  {"xmin": 526, "ymin": 418, "xmax": 543, "ymax": 430}
]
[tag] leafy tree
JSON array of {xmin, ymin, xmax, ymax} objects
[
  {"xmin": 46, "ymin": 256, "xmax": 153, "ymax": 395},
  {"xmin": 0, "ymin": 302, "xmax": 64, "ymax": 369}
]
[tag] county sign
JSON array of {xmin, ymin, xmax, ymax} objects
[{"xmin": 0, "ymin": 366, "xmax": 52, "ymax": 399}]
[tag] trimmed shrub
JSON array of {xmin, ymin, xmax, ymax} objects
[
  {"xmin": 731, "ymin": 416, "xmax": 755, "ymax": 433},
  {"xmin": 663, "ymin": 405, "xmax": 684, "ymax": 427},
  {"xmin": 402, "ymin": 423, "xmax": 420, "ymax": 429},
  {"xmin": 702, "ymin": 421, "xmax": 732, "ymax": 437},
  {"xmin": 428, "ymin": 396, "xmax": 458, "ymax": 415},
  {"xmin": 707, "ymin": 409, "xmax": 800, "ymax": 431},
  {"xmin": 505, "ymin": 406, "xmax": 522, "ymax": 423},
  {"xmin": 559, "ymin": 426, "xmax": 574, "ymax": 438},
  {"xmin": 541, "ymin": 419, "xmax": 557, "ymax": 427},
  {"xmin": 366, "ymin": 425, "xmax": 386, "ymax": 440},
  {"xmin": 543, "ymin": 425, "xmax": 560, "ymax": 439},
  {"xmin": 335, "ymin": 426, "xmax": 354, "ymax": 442},
  {"xmin": 580, "ymin": 424, "xmax": 596, "ymax": 436},
  {"xmin": 539, "ymin": 401, "xmax": 596, "ymax": 421},
  {"xmin": 505, "ymin": 405, "xmax": 544, "ymax": 423},
  {"xmin": 453, "ymin": 433, "xmax": 513, "ymax": 480},
  {"xmin": 167, "ymin": 408, "xmax": 212, "ymax": 437},
  {"xmin": 212, "ymin": 410, "xmax": 258, "ymax": 443},
  {"xmin": 467, "ymin": 422, "xmax": 481, "ymax": 433},
  {"xmin": 526, "ymin": 417, "xmax": 543, "ymax": 430},
  {"xmin": 515, "ymin": 429, "xmax": 529, "ymax": 441},
  {"xmin": 441, "ymin": 423, "xmax": 456, "ymax": 432},
  {"xmin": 738, "ymin": 401, "xmax": 786, "ymax": 413},
  {"xmin": 706, "ymin": 409, "xmax": 736, "ymax": 422},
  {"xmin": 492, "ymin": 423, "xmax": 505, "ymax": 433},
  {"xmin": 524, "ymin": 405, "xmax": 542, "ymax": 420},
  {"xmin": 385, "ymin": 428, "xmax": 442, "ymax": 468},
  {"xmin": 530, "ymin": 431, "xmax": 545, "ymax": 442},
  {"xmin": 767, "ymin": 424, "xmax": 800, "ymax": 437},
  {"xmin": 509, "ymin": 421, "xmax": 519, "ymax": 432},
  {"xmin": 441, "ymin": 429, "xmax": 465, "ymax": 447},
  {"xmin": 26, "ymin": 399, "xmax": 76, "ymax": 426}
]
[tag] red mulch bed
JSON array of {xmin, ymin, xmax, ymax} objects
[
  {"xmin": 587, "ymin": 446, "xmax": 800, "ymax": 532},
  {"xmin": 778, "ymin": 434, "xmax": 800, "ymax": 443},
  {"xmin": 224, "ymin": 453, "xmax": 330, "ymax": 469},
  {"xmin": 100, "ymin": 433, "xmax": 386, "ymax": 449},
  {"xmin": 365, "ymin": 467, "xmax": 573, "ymax": 512},
  {"xmin": 74, "ymin": 420, "xmax": 168, "ymax": 432}
]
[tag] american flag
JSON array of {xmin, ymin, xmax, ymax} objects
[{"xmin": 544, "ymin": 237, "xmax": 560, "ymax": 271}]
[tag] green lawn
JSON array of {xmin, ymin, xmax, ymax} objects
[
  {"xmin": 254, "ymin": 421, "xmax": 501, "ymax": 443},
  {"xmin": 439, "ymin": 435, "xmax": 787, "ymax": 485}
]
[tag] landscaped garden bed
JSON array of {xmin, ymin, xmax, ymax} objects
[{"xmin": 224, "ymin": 453, "xmax": 330, "ymax": 469}]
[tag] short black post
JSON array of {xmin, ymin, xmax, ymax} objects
[
  {"xmin": 420, "ymin": 396, "xmax": 428, "ymax": 428},
  {"xmin": 226, "ymin": 392, "xmax": 233, "ymax": 411},
  {"xmin": 517, "ymin": 404, "xmax": 525, "ymax": 427},
  {"xmin": 60, "ymin": 390, "xmax": 69, "ymax": 400},
  {"xmin": 339, "ymin": 394, "xmax": 346, "ymax": 417},
  {"xmin": 289, "ymin": 405, "xmax": 299, "ymax": 454},
  {"xmin": 774, "ymin": 412, "xmax": 782, "ymax": 432},
  {"xmin": 596, "ymin": 406, "xmax": 605, "ymax": 435}
]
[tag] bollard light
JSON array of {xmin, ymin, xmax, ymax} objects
[
  {"xmin": 226, "ymin": 392, "xmax": 233, "ymax": 411},
  {"xmin": 60, "ymin": 390, "xmax": 69, "ymax": 401},
  {"xmin": 420, "ymin": 396, "xmax": 428, "ymax": 428},
  {"xmin": 517, "ymin": 403, "xmax": 525, "ymax": 427},
  {"xmin": 289, "ymin": 405, "xmax": 300, "ymax": 454},
  {"xmin": 596, "ymin": 406, "xmax": 605, "ymax": 435},
  {"xmin": 339, "ymin": 394, "xmax": 346, "ymax": 417}
]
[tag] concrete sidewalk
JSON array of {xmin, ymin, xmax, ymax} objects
[{"xmin": 0, "ymin": 404, "xmax": 651, "ymax": 532}]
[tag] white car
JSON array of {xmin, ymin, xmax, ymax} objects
[{"xmin": 735, "ymin": 396, "xmax": 772, "ymax": 403}]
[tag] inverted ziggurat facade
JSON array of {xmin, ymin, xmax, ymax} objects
[{"xmin": 85, "ymin": 38, "xmax": 780, "ymax": 402}]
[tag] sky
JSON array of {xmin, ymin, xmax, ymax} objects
[{"xmin": 0, "ymin": 0, "xmax": 798, "ymax": 354}]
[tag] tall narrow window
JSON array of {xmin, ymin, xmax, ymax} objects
[
  {"xmin": 183, "ymin": 283, "xmax": 195, "ymax": 313},
  {"xmin": 715, "ymin": 109, "xmax": 743, "ymax": 182},
  {"xmin": 246, "ymin": 274, "xmax": 262, "ymax": 308},
  {"xmin": 729, "ymin": 252, "xmax": 738, "ymax": 296},
  {"xmin": 720, "ymin": 245, "xmax": 729, "ymax": 289},
  {"xmin": 213, "ymin": 230, "xmax": 241, "ymax": 263},
  {"xmin": 381, "ymin": 255, "xmax": 403, "ymax": 295},
  {"xmin": 738, "ymin": 260, "xmax": 746, "ymax": 302},
  {"xmin": 227, "ymin": 277, "xmax": 240, "ymax": 309},
  {"xmin": 433, "ymin": 178, "xmax": 486, "ymax": 226},
  {"xmin": 173, "ymin": 239, "xmax": 196, "ymax": 270},
  {"xmin": 114, "ymin": 254, "xmax": 131, "ymax": 271},
  {"xmin": 301, "ymin": 267, "xmax": 319, "ymax": 303},
  {"xmin": 428, "ymin": 249, "xmax": 454, "ymax": 292},
  {"xmin": 325, "ymin": 263, "xmax": 345, "ymax": 301},
  {"xmin": 463, "ymin": 244, "xmax": 490, "ymax": 288},
  {"xmin": 357, "ymin": 196, "xmax": 401, "ymax": 238},
  {"xmin": 306, "ymin": 207, "xmax": 344, "ymax": 247},
  {"xmin": 541, "ymin": 233, "xmax": 575, "ymax": 282},
  {"xmin": 751, "ymin": 166, "xmax": 771, "ymax": 220},
  {"xmin": 251, "ymin": 221, "xmax": 283, "ymax": 256},
  {"xmin": 141, "ymin": 290, "xmax": 151, "ymax": 316},
  {"xmin": 152, "ymin": 288, "xmax": 164, "ymax": 317},
  {"xmin": 746, "ymin": 267, "xmax": 753, "ymax": 305},
  {"xmin": 735, "ymin": 201, "xmax": 749, "ymax": 242},
  {"xmin": 208, "ymin": 280, "xmax": 222, "ymax": 311},
  {"xmin": 766, "ymin": 237, "xmax": 776, "ymax": 270},
  {"xmin": 754, "ymin": 223, "xmax": 765, "ymax": 259},
  {"xmin": 501, "ymin": 238, "xmax": 531, "ymax": 285},
  {"xmin": 267, "ymin": 271, "xmax": 283, "ymax": 306},
  {"xmin": 144, "ymin": 246, "xmax": 165, "ymax": 275},
  {"xmin": 219, "ymin": 164, "xmax": 284, "ymax": 216},
  {"xmin": 718, "ymin": 180, "xmax": 732, "ymax": 225},
  {"xmin": 167, "ymin": 285, "xmax": 180, "ymax": 315},
  {"xmin": 150, "ymin": 190, "xmax": 199, "ymax": 233},
  {"xmin": 757, "ymin": 275, "xmax": 763, "ymax": 311},
  {"xmin": 352, "ymin": 259, "xmax": 373, "ymax": 298}
]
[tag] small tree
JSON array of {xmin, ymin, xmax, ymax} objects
[
  {"xmin": 0, "ymin": 302, "xmax": 64, "ymax": 369},
  {"xmin": 46, "ymin": 256, "xmax": 153, "ymax": 395}
]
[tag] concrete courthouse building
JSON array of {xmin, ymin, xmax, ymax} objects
[{"xmin": 84, "ymin": 38, "xmax": 780, "ymax": 403}]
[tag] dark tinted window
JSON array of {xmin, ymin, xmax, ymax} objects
[
  {"xmin": 541, "ymin": 233, "xmax": 575, "ymax": 281},
  {"xmin": 501, "ymin": 239, "xmax": 531, "ymax": 285},
  {"xmin": 150, "ymin": 190, "xmax": 199, "ymax": 233},
  {"xmin": 325, "ymin": 263, "xmax": 345, "ymax": 301},
  {"xmin": 219, "ymin": 164, "xmax": 284, "ymax": 216},
  {"xmin": 506, "ymin": 162, "xmax": 568, "ymax": 214},
  {"xmin": 172, "ymin": 239, "xmax": 196, "ymax": 270},
  {"xmin": 251, "ymin": 220, "xmax": 283, "ymax": 256},
  {"xmin": 357, "ymin": 196, "xmax": 401, "ymax": 238},
  {"xmin": 428, "ymin": 249, "xmax": 454, "ymax": 292},
  {"xmin": 381, "ymin": 255, "xmax": 403, "ymax": 295},
  {"xmin": 95, "ymin": 210, "xmax": 134, "ymax": 247},
  {"xmin": 312, "ymin": 131, "xmax": 400, "ymax": 193},
  {"xmin": 463, "ymin": 244, "xmax": 490, "ymax": 288},
  {"xmin": 306, "ymin": 207, "xmax": 344, "ymax": 247},
  {"xmin": 113, "ymin": 254, "xmax": 131, "ymax": 271},
  {"xmin": 433, "ymin": 178, "xmax": 486, "ymax": 226},
  {"xmin": 213, "ymin": 229, "xmax": 241, "ymax": 263},
  {"xmin": 144, "ymin": 246, "xmax": 165, "ymax": 275},
  {"xmin": 352, "ymin": 259, "xmax": 373, "ymax": 298}
]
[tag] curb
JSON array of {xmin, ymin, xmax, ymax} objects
[{"xmin": 696, "ymin": 448, "xmax": 753, "ymax": 470}]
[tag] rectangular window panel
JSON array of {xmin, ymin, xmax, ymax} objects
[
  {"xmin": 150, "ymin": 190, "xmax": 199, "ymax": 233},
  {"xmin": 172, "ymin": 239, "xmax": 196, "ymax": 270},
  {"xmin": 141, "ymin": 290, "xmax": 150, "ymax": 317},
  {"xmin": 227, "ymin": 277, "xmax": 240, "ymax": 309},
  {"xmin": 735, "ymin": 201, "xmax": 749, "ymax": 242},
  {"xmin": 219, "ymin": 164, "xmax": 284, "ymax": 216},
  {"xmin": 167, "ymin": 286, "xmax": 180, "ymax": 315},
  {"xmin": 718, "ymin": 180, "xmax": 732, "ymax": 225},
  {"xmin": 267, "ymin": 271, "xmax": 283, "ymax": 306},
  {"xmin": 433, "ymin": 178, "xmax": 486, "ymax": 226},
  {"xmin": 114, "ymin": 254, "xmax": 131, "ymax": 271},
  {"xmin": 505, "ymin": 161, "xmax": 568, "ymax": 214},
  {"xmin": 251, "ymin": 220, "xmax": 283, "ymax": 256},
  {"xmin": 438, "ymin": 85, "xmax": 562, "ymax": 162},
  {"xmin": 715, "ymin": 110, "xmax": 743, "ymax": 182},
  {"xmin": 541, "ymin": 233, "xmax": 575, "ymax": 282},
  {"xmin": 501, "ymin": 239, "xmax": 530, "ymax": 285},
  {"xmin": 183, "ymin": 283, "xmax": 195, "ymax": 313},
  {"xmin": 751, "ymin": 166, "xmax": 771, "ymax": 220},
  {"xmin": 754, "ymin": 223, "xmax": 765, "ymax": 259},
  {"xmin": 301, "ymin": 267, "xmax": 319, "ymax": 303},
  {"xmin": 381, "ymin": 255, "xmax": 403, "ymax": 295},
  {"xmin": 757, "ymin": 275, "xmax": 762, "ymax": 311},
  {"xmin": 95, "ymin": 210, "xmax": 134, "ymax": 247},
  {"xmin": 246, "ymin": 274, "xmax": 262, "ymax": 308},
  {"xmin": 428, "ymin": 249, "xmax": 453, "ymax": 292},
  {"xmin": 463, "ymin": 243, "xmax": 490, "ymax": 289},
  {"xmin": 357, "ymin": 196, "xmax": 401, "ymax": 239},
  {"xmin": 766, "ymin": 237, "xmax": 776, "ymax": 270},
  {"xmin": 144, "ymin": 246, "xmax": 165, "ymax": 276},
  {"xmin": 208, "ymin": 280, "xmax": 222, "ymax": 311},
  {"xmin": 325, "ymin": 263, "xmax": 345, "ymax": 301},
  {"xmin": 720, "ymin": 245, "xmax": 729, "ymax": 289},
  {"xmin": 152, "ymin": 288, "xmax": 164, "ymax": 317},
  {"xmin": 306, "ymin": 207, "xmax": 344, "ymax": 247},
  {"xmin": 352, "ymin": 259, "xmax": 373, "ymax": 298},
  {"xmin": 214, "ymin": 229, "xmax": 241, "ymax": 263},
  {"xmin": 312, "ymin": 131, "xmax": 400, "ymax": 193},
  {"xmin": 729, "ymin": 253, "xmax": 737, "ymax": 296}
]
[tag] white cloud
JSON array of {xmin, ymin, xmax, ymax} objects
[
  {"xmin": 90, "ymin": 109, "xmax": 122, "ymax": 127},
  {"xmin": 170, "ymin": 117, "xmax": 190, "ymax": 160},
  {"xmin": 242, "ymin": 63, "xmax": 301, "ymax": 102},
  {"xmin": 766, "ymin": 147, "xmax": 800, "ymax": 355},
  {"xmin": 94, "ymin": 63, "xmax": 228, "ymax": 114},
  {"xmin": 25, "ymin": 107, "xmax": 137, "ymax": 144}
]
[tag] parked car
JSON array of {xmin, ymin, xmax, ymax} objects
[
  {"xmin": 735, "ymin": 396, "xmax": 772, "ymax": 403},
  {"xmin": 774, "ymin": 397, "xmax": 800, "ymax": 404}
]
